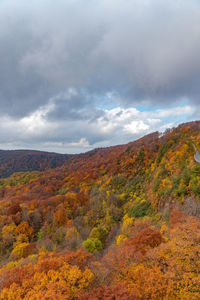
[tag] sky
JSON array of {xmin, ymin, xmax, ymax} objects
[{"xmin": 0, "ymin": 0, "xmax": 199, "ymax": 153}]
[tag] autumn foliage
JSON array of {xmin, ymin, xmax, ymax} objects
[{"xmin": 0, "ymin": 121, "xmax": 199, "ymax": 299}]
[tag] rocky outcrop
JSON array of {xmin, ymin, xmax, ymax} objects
[{"xmin": 193, "ymin": 144, "xmax": 200, "ymax": 163}]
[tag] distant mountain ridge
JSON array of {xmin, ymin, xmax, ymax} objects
[
  {"xmin": 0, "ymin": 149, "xmax": 72, "ymax": 178},
  {"xmin": 1, "ymin": 120, "xmax": 199, "ymax": 178}
]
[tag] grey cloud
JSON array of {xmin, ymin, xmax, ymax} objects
[
  {"xmin": 46, "ymin": 89, "xmax": 104, "ymax": 121},
  {"xmin": 0, "ymin": 0, "xmax": 200, "ymax": 119},
  {"xmin": 0, "ymin": 0, "xmax": 199, "ymax": 152}
]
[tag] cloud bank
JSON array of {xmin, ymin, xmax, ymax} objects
[{"xmin": 0, "ymin": 0, "xmax": 199, "ymax": 152}]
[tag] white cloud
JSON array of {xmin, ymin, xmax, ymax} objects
[
  {"xmin": 20, "ymin": 102, "xmax": 56, "ymax": 136},
  {"xmin": 124, "ymin": 120, "xmax": 149, "ymax": 134},
  {"xmin": 0, "ymin": 104, "xmax": 192, "ymax": 153},
  {"xmin": 65, "ymin": 138, "xmax": 90, "ymax": 148},
  {"xmin": 152, "ymin": 105, "xmax": 194, "ymax": 118},
  {"xmin": 0, "ymin": 103, "xmax": 194, "ymax": 152}
]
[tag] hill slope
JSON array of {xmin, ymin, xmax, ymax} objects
[
  {"xmin": 0, "ymin": 149, "xmax": 72, "ymax": 178},
  {"xmin": 0, "ymin": 120, "xmax": 200, "ymax": 299}
]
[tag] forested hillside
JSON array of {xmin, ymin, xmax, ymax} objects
[
  {"xmin": 0, "ymin": 121, "xmax": 200, "ymax": 299},
  {"xmin": 0, "ymin": 150, "xmax": 72, "ymax": 178}
]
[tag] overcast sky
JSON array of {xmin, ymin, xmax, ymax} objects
[{"xmin": 0, "ymin": 0, "xmax": 199, "ymax": 153}]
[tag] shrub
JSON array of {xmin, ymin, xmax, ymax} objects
[
  {"xmin": 10, "ymin": 242, "xmax": 30, "ymax": 260},
  {"xmin": 129, "ymin": 200, "xmax": 152, "ymax": 218},
  {"xmin": 112, "ymin": 176, "xmax": 126, "ymax": 190},
  {"xmin": 65, "ymin": 227, "xmax": 82, "ymax": 250},
  {"xmin": 53, "ymin": 226, "xmax": 67, "ymax": 245},
  {"xmin": 37, "ymin": 231, "xmax": 43, "ymax": 240},
  {"xmin": 83, "ymin": 238, "xmax": 102, "ymax": 253},
  {"xmin": 1, "ymin": 224, "xmax": 17, "ymax": 248},
  {"xmin": 16, "ymin": 222, "xmax": 34, "ymax": 241},
  {"xmin": 190, "ymin": 177, "xmax": 200, "ymax": 197},
  {"xmin": 153, "ymin": 177, "xmax": 162, "ymax": 193},
  {"xmin": 116, "ymin": 234, "xmax": 127, "ymax": 245},
  {"xmin": 89, "ymin": 226, "xmax": 108, "ymax": 244}
]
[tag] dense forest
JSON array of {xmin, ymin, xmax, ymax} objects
[
  {"xmin": 0, "ymin": 121, "xmax": 200, "ymax": 299},
  {"xmin": 0, "ymin": 150, "xmax": 72, "ymax": 178}
]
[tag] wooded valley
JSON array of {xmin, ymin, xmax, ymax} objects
[{"xmin": 0, "ymin": 121, "xmax": 200, "ymax": 299}]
